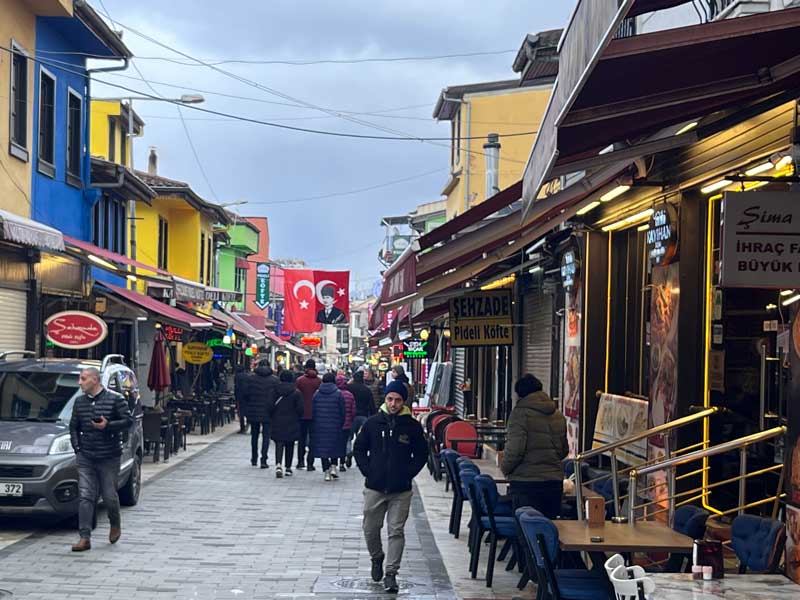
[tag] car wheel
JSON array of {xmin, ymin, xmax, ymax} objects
[{"xmin": 119, "ymin": 455, "xmax": 141, "ymax": 507}]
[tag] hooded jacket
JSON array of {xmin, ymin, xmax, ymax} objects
[
  {"xmin": 296, "ymin": 369, "xmax": 321, "ymax": 420},
  {"xmin": 270, "ymin": 381, "xmax": 305, "ymax": 442},
  {"xmin": 348, "ymin": 381, "xmax": 377, "ymax": 418},
  {"xmin": 244, "ymin": 366, "xmax": 278, "ymax": 423},
  {"xmin": 69, "ymin": 387, "xmax": 134, "ymax": 460},
  {"xmin": 336, "ymin": 376, "xmax": 356, "ymax": 430},
  {"xmin": 500, "ymin": 391, "xmax": 568, "ymax": 482},
  {"xmin": 311, "ymin": 382, "xmax": 345, "ymax": 457},
  {"xmin": 353, "ymin": 403, "xmax": 428, "ymax": 494}
]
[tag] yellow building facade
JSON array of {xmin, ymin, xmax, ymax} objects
[{"xmin": 89, "ymin": 99, "xmax": 143, "ymax": 168}]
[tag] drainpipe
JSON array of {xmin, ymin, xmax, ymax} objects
[{"xmin": 463, "ymin": 98, "xmax": 472, "ymax": 213}]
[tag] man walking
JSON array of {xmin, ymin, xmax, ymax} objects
[
  {"xmin": 347, "ymin": 370, "xmax": 376, "ymax": 467},
  {"xmin": 234, "ymin": 365, "xmax": 251, "ymax": 434},
  {"xmin": 353, "ymin": 380, "xmax": 428, "ymax": 593},
  {"xmin": 295, "ymin": 359, "xmax": 321, "ymax": 471},
  {"xmin": 245, "ymin": 361, "xmax": 278, "ymax": 468},
  {"xmin": 69, "ymin": 367, "xmax": 133, "ymax": 552}
]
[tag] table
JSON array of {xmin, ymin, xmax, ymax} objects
[
  {"xmin": 555, "ymin": 520, "xmax": 693, "ymax": 554},
  {"xmin": 647, "ymin": 574, "xmax": 800, "ymax": 599}
]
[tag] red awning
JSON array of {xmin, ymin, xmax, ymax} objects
[
  {"xmin": 417, "ymin": 180, "xmax": 521, "ymax": 251},
  {"xmin": 64, "ymin": 235, "xmax": 170, "ymax": 277},
  {"xmin": 97, "ymin": 282, "xmax": 213, "ymax": 329},
  {"xmin": 377, "ymin": 246, "xmax": 416, "ymax": 306},
  {"xmin": 263, "ymin": 330, "xmax": 286, "ymax": 347},
  {"xmin": 235, "ymin": 257, "xmax": 251, "ymax": 270}
]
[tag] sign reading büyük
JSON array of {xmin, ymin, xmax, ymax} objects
[
  {"xmin": 449, "ymin": 290, "xmax": 513, "ymax": 347},
  {"xmin": 721, "ymin": 191, "xmax": 800, "ymax": 288}
]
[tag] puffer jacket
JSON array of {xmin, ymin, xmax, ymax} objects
[
  {"xmin": 347, "ymin": 381, "xmax": 377, "ymax": 417},
  {"xmin": 336, "ymin": 376, "xmax": 356, "ymax": 430},
  {"xmin": 69, "ymin": 387, "xmax": 133, "ymax": 460},
  {"xmin": 244, "ymin": 367, "xmax": 278, "ymax": 423},
  {"xmin": 296, "ymin": 369, "xmax": 321, "ymax": 420},
  {"xmin": 353, "ymin": 404, "xmax": 428, "ymax": 494},
  {"xmin": 270, "ymin": 381, "xmax": 304, "ymax": 442},
  {"xmin": 311, "ymin": 382, "xmax": 345, "ymax": 457},
  {"xmin": 500, "ymin": 391, "xmax": 568, "ymax": 482}
]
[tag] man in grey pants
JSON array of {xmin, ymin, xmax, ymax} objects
[{"xmin": 353, "ymin": 380, "xmax": 428, "ymax": 593}]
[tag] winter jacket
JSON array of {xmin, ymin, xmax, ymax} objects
[
  {"xmin": 244, "ymin": 367, "xmax": 278, "ymax": 423},
  {"xmin": 311, "ymin": 382, "xmax": 345, "ymax": 457},
  {"xmin": 353, "ymin": 404, "xmax": 428, "ymax": 494},
  {"xmin": 234, "ymin": 371, "xmax": 251, "ymax": 413},
  {"xmin": 69, "ymin": 387, "xmax": 134, "ymax": 460},
  {"xmin": 336, "ymin": 378, "xmax": 356, "ymax": 430},
  {"xmin": 270, "ymin": 382, "xmax": 305, "ymax": 442},
  {"xmin": 500, "ymin": 391, "xmax": 568, "ymax": 482},
  {"xmin": 367, "ymin": 380, "xmax": 384, "ymax": 412},
  {"xmin": 296, "ymin": 369, "xmax": 321, "ymax": 420},
  {"xmin": 347, "ymin": 382, "xmax": 376, "ymax": 418}
]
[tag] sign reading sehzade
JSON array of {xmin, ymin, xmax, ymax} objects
[
  {"xmin": 45, "ymin": 311, "xmax": 108, "ymax": 349},
  {"xmin": 721, "ymin": 192, "xmax": 800, "ymax": 288},
  {"xmin": 449, "ymin": 290, "xmax": 513, "ymax": 347}
]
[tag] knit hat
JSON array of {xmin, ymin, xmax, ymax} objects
[
  {"xmin": 384, "ymin": 380, "xmax": 408, "ymax": 402},
  {"xmin": 304, "ymin": 359, "xmax": 316, "ymax": 370}
]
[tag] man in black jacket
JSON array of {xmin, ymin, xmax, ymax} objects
[
  {"xmin": 245, "ymin": 361, "xmax": 278, "ymax": 468},
  {"xmin": 234, "ymin": 365, "xmax": 251, "ymax": 434},
  {"xmin": 69, "ymin": 367, "xmax": 133, "ymax": 552},
  {"xmin": 353, "ymin": 380, "xmax": 428, "ymax": 593}
]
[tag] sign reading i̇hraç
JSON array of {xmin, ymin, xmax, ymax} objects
[
  {"xmin": 449, "ymin": 290, "xmax": 513, "ymax": 347},
  {"xmin": 255, "ymin": 263, "xmax": 270, "ymax": 309}
]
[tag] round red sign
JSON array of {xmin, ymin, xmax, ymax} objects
[{"xmin": 45, "ymin": 311, "xmax": 108, "ymax": 350}]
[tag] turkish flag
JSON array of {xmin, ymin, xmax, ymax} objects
[{"xmin": 283, "ymin": 270, "xmax": 350, "ymax": 333}]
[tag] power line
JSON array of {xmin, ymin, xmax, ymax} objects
[{"xmin": 138, "ymin": 113, "xmax": 541, "ymax": 126}]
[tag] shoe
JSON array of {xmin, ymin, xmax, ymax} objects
[
  {"xmin": 330, "ymin": 469, "xmax": 339, "ymax": 479},
  {"xmin": 285, "ymin": 468, "xmax": 293, "ymax": 477},
  {"xmin": 346, "ymin": 454, "xmax": 353, "ymax": 468},
  {"xmin": 276, "ymin": 466, "xmax": 283, "ymax": 479},
  {"xmin": 109, "ymin": 527, "xmax": 121, "ymax": 544},
  {"xmin": 260, "ymin": 461, "xmax": 269, "ymax": 469},
  {"xmin": 237, "ymin": 429, "xmax": 246, "ymax": 435},
  {"xmin": 251, "ymin": 459, "xmax": 257, "ymax": 467},
  {"xmin": 371, "ymin": 554, "xmax": 384, "ymax": 582},
  {"xmin": 338, "ymin": 463, "xmax": 347, "ymax": 472},
  {"xmin": 71, "ymin": 538, "xmax": 91, "ymax": 552},
  {"xmin": 383, "ymin": 573, "xmax": 399, "ymax": 593},
  {"xmin": 307, "ymin": 466, "xmax": 316, "ymax": 472},
  {"xmin": 295, "ymin": 463, "xmax": 305, "ymax": 470},
  {"xmin": 324, "ymin": 470, "xmax": 332, "ymax": 482}
]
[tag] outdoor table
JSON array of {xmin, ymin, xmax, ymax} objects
[{"xmin": 646, "ymin": 573, "xmax": 800, "ymax": 599}]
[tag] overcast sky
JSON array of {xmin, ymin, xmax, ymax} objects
[{"xmin": 91, "ymin": 1, "xmax": 574, "ymax": 296}]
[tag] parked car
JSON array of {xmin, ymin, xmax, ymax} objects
[{"xmin": 0, "ymin": 352, "xmax": 144, "ymax": 517}]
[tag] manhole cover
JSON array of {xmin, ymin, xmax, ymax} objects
[{"xmin": 315, "ymin": 576, "xmax": 422, "ymax": 594}]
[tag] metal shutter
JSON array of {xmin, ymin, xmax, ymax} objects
[
  {"xmin": 0, "ymin": 288, "xmax": 27, "ymax": 352},
  {"xmin": 452, "ymin": 347, "xmax": 466, "ymax": 417},
  {"xmin": 522, "ymin": 289, "xmax": 553, "ymax": 396}
]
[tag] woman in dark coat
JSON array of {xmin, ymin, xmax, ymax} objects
[
  {"xmin": 271, "ymin": 370, "xmax": 304, "ymax": 478},
  {"xmin": 312, "ymin": 372, "xmax": 345, "ymax": 481}
]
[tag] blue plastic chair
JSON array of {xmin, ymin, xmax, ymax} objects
[
  {"xmin": 440, "ymin": 449, "xmax": 466, "ymax": 537},
  {"xmin": 517, "ymin": 512, "xmax": 608, "ymax": 600},
  {"xmin": 474, "ymin": 474, "xmax": 522, "ymax": 588},
  {"xmin": 731, "ymin": 514, "xmax": 786, "ymax": 573},
  {"xmin": 664, "ymin": 505, "xmax": 709, "ymax": 572}
]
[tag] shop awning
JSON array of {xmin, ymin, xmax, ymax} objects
[
  {"xmin": 0, "ymin": 209, "xmax": 64, "ymax": 251},
  {"xmin": 97, "ymin": 282, "xmax": 213, "ymax": 329},
  {"xmin": 264, "ymin": 330, "xmax": 286, "ymax": 347},
  {"xmin": 376, "ymin": 245, "xmax": 417, "ymax": 307},
  {"xmin": 64, "ymin": 235, "xmax": 170, "ymax": 277},
  {"xmin": 523, "ymin": 5, "xmax": 800, "ymax": 212},
  {"xmin": 235, "ymin": 257, "xmax": 251, "ymax": 270},
  {"xmin": 222, "ymin": 308, "xmax": 266, "ymax": 343},
  {"xmin": 284, "ymin": 341, "xmax": 309, "ymax": 356}
]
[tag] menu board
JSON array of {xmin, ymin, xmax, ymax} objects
[{"xmin": 593, "ymin": 393, "xmax": 648, "ymax": 465}]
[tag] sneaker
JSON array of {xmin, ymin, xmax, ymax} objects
[
  {"xmin": 295, "ymin": 464, "xmax": 305, "ymax": 470},
  {"xmin": 383, "ymin": 573, "xmax": 399, "ymax": 593},
  {"xmin": 324, "ymin": 470, "xmax": 332, "ymax": 482},
  {"xmin": 251, "ymin": 459, "xmax": 257, "ymax": 467},
  {"xmin": 260, "ymin": 461, "xmax": 269, "ymax": 469},
  {"xmin": 371, "ymin": 554, "xmax": 384, "ymax": 582},
  {"xmin": 346, "ymin": 454, "xmax": 353, "ymax": 468},
  {"xmin": 275, "ymin": 466, "xmax": 283, "ymax": 479},
  {"xmin": 307, "ymin": 466, "xmax": 316, "ymax": 472},
  {"xmin": 330, "ymin": 470, "xmax": 339, "ymax": 479},
  {"xmin": 338, "ymin": 463, "xmax": 347, "ymax": 472},
  {"xmin": 284, "ymin": 468, "xmax": 293, "ymax": 477}
]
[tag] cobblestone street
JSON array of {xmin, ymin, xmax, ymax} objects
[{"xmin": 0, "ymin": 432, "xmax": 458, "ymax": 600}]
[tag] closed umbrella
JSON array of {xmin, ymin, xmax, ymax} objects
[{"xmin": 147, "ymin": 330, "xmax": 171, "ymax": 405}]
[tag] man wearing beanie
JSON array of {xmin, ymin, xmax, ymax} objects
[
  {"xmin": 296, "ymin": 359, "xmax": 321, "ymax": 470},
  {"xmin": 353, "ymin": 379, "xmax": 428, "ymax": 593}
]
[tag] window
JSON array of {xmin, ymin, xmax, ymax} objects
[
  {"xmin": 207, "ymin": 236, "xmax": 213, "ymax": 285},
  {"xmin": 10, "ymin": 41, "xmax": 28, "ymax": 160},
  {"xmin": 452, "ymin": 109, "xmax": 462, "ymax": 167},
  {"xmin": 108, "ymin": 117, "xmax": 116, "ymax": 162},
  {"xmin": 38, "ymin": 68, "xmax": 56, "ymax": 176},
  {"xmin": 336, "ymin": 327, "xmax": 350, "ymax": 347},
  {"xmin": 92, "ymin": 194, "xmax": 127, "ymax": 254},
  {"xmin": 66, "ymin": 89, "xmax": 82, "ymax": 184},
  {"xmin": 234, "ymin": 266, "xmax": 246, "ymax": 291},
  {"xmin": 199, "ymin": 232, "xmax": 206, "ymax": 282},
  {"xmin": 120, "ymin": 124, "xmax": 127, "ymax": 166},
  {"xmin": 158, "ymin": 217, "xmax": 169, "ymax": 270}
]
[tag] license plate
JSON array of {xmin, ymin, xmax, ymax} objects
[{"xmin": 0, "ymin": 483, "xmax": 23, "ymax": 497}]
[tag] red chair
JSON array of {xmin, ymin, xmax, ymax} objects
[{"xmin": 445, "ymin": 420, "xmax": 480, "ymax": 458}]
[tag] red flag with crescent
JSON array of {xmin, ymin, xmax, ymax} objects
[{"xmin": 283, "ymin": 270, "xmax": 350, "ymax": 333}]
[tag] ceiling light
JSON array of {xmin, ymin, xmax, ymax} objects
[
  {"xmin": 783, "ymin": 294, "xmax": 800, "ymax": 307},
  {"xmin": 776, "ymin": 155, "xmax": 793, "ymax": 170},
  {"xmin": 600, "ymin": 184, "xmax": 630, "ymax": 203},
  {"xmin": 601, "ymin": 208, "xmax": 654, "ymax": 233},
  {"xmin": 745, "ymin": 162, "xmax": 773, "ymax": 176},
  {"xmin": 675, "ymin": 121, "xmax": 698, "ymax": 136},
  {"xmin": 781, "ymin": 290, "xmax": 794, "ymax": 296},
  {"xmin": 528, "ymin": 266, "xmax": 542, "ymax": 274},
  {"xmin": 700, "ymin": 180, "xmax": 732, "ymax": 195},
  {"xmin": 481, "ymin": 274, "xmax": 516, "ymax": 291},
  {"xmin": 88, "ymin": 254, "xmax": 119, "ymax": 271},
  {"xmin": 766, "ymin": 303, "xmax": 778, "ymax": 310},
  {"xmin": 576, "ymin": 201, "xmax": 600, "ymax": 216},
  {"xmin": 637, "ymin": 224, "xmax": 649, "ymax": 232}
]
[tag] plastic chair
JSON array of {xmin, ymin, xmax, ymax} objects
[
  {"xmin": 142, "ymin": 412, "xmax": 169, "ymax": 463},
  {"xmin": 440, "ymin": 450, "xmax": 462, "ymax": 536},
  {"xmin": 474, "ymin": 474, "xmax": 521, "ymax": 588},
  {"xmin": 604, "ymin": 554, "xmax": 645, "ymax": 580},
  {"xmin": 731, "ymin": 514, "xmax": 786, "ymax": 573},
  {"xmin": 445, "ymin": 420, "xmax": 480, "ymax": 458},
  {"xmin": 663, "ymin": 505, "xmax": 709, "ymax": 572},
  {"xmin": 517, "ymin": 511, "xmax": 608, "ymax": 600},
  {"xmin": 609, "ymin": 565, "xmax": 655, "ymax": 600}
]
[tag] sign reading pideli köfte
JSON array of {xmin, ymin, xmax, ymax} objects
[
  {"xmin": 449, "ymin": 290, "xmax": 513, "ymax": 347},
  {"xmin": 721, "ymin": 191, "xmax": 800, "ymax": 288}
]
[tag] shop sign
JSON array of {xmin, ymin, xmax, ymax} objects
[
  {"xmin": 647, "ymin": 203, "xmax": 678, "ymax": 266},
  {"xmin": 45, "ymin": 311, "xmax": 108, "ymax": 350},
  {"xmin": 182, "ymin": 341, "xmax": 213, "ymax": 364},
  {"xmin": 205, "ymin": 288, "xmax": 242, "ymax": 303},
  {"xmin": 162, "ymin": 325, "xmax": 184, "ymax": 342},
  {"xmin": 449, "ymin": 290, "xmax": 513, "ymax": 347},
  {"xmin": 721, "ymin": 191, "xmax": 800, "ymax": 288},
  {"xmin": 173, "ymin": 278, "xmax": 206, "ymax": 303},
  {"xmin": 207, "ymin": 338, "xmax": 231, "ymax": 349},
  {"xmin": 402, "ymin": 337, "xmax": 431, "ymax": 359},
  {"xmin": 300, "ymin": 336, "xmax": 321, "ymax": 347},
  {"xmin": 560, "ymin": 249, "xmax": 579, "ymax": 293},
  {"xmin": 254, "ymin": 263, "xmax": 270, "ymax": 309}
]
